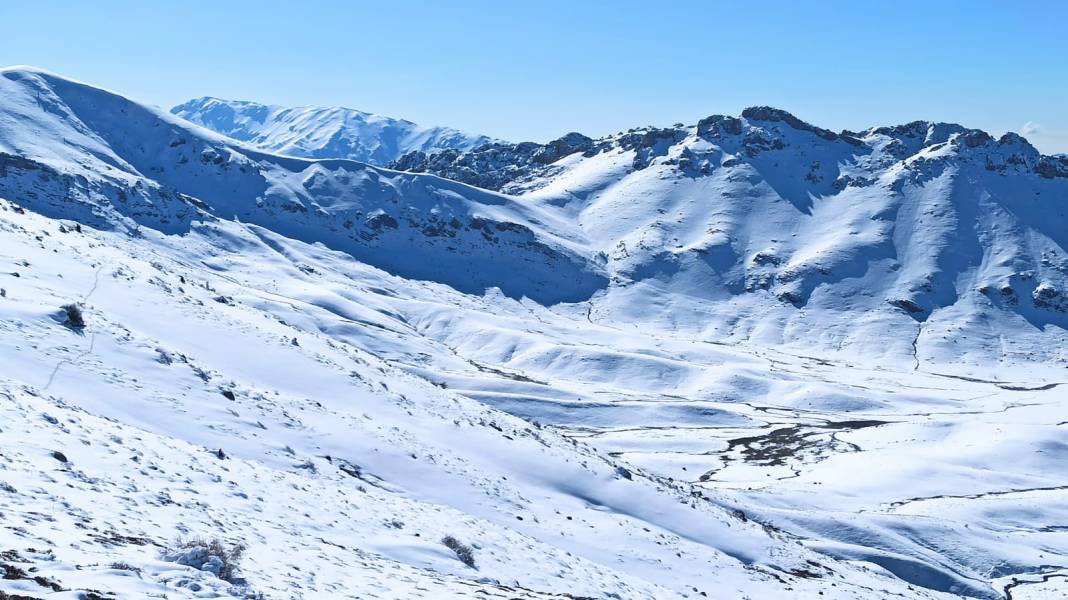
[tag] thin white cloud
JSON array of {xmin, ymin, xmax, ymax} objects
[
  {"xmin": 1014, "ymin": 121, "xmax": 1068, "ymax": 154},
  {"xmin": 1020, "ymin": 121, "xmax": 1041, "ymax": 135}
]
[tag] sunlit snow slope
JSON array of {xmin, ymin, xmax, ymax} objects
[
  {"xmin": 394, "ymin": 111, "xmax": 1068, "ymax": 373},
  {"xmin": 1, "ymin": 67, "xmax": 1066, "ymax": 600}
]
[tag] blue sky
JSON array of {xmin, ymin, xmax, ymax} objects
[{"xmin": 2, "ymin": 0, "xmax": 1066, "ymax": 152}]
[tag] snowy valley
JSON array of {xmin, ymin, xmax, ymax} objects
[{"xmin": 0, "ymin": 66, "xmax": 1066, "ymax": 600}]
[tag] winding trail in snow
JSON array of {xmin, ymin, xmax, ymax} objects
[{"xmin": 41, "ymin": 262, "xmax": 104, "ymax": 392}]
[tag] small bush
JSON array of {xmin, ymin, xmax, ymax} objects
[
  {"xmin": 62, "ymin": 303, "xmax": 85, "ymax": 329},
  {"xmin": 2, "ymin": 563, "xmax": 27, "ymax": 579},
  {"xmin": 110, "ymin": 561, "xmax": 142, "ymax": 574},
  {"xmin": 441, "ymin": 535, "xmax": 476, "ymax": 569},
  {"xmin": 163, "ymin": 537, "xmax": 246, "ymax": 582},
  {"xmin": 32, "ymin": 575, "xmax": 64, "ymax": 592}
]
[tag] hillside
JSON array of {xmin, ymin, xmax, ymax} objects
[
  {"xmin": 0, "ymin": 69, "xmax": 603, "ymax": 305},
  {"xmin": 392, "ymin": 109, "xmax": 1068, "ymax": 372},
  {"xmin": 0, "ymin": 67, "xmax": 1065, "ymax": 599}
]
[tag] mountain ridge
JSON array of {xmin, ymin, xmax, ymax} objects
[
  {"xmin": 391, "ymin": 106, "xmax": 1065, "ymax": 193},
  {"xmin": 0, "ymin": 66, "xmax": 605, "ymax": 304},
  {"xmin": 172, "ymin": 95, "xmax": 500, "ymax": 166},
  {"xmin": 387, "ymin": 101, "xmax": 1068, "ymax": 372}
]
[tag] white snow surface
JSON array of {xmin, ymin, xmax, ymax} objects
[
  {"xmin": 171, "ymin": 97, "xmax": 497, "ymax": 166},
  {"xmin": 0, "ymin": 66, "xmax": 1065, "ymax": 599}
]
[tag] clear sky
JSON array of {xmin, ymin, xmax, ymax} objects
[{"xmin": 2, "ymin": 0, "xmax": 1066, "ymax": 152}]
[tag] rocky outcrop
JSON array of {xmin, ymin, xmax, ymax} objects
[
  {"xmin": 390, "ymin": 133, "xmax": 606, "ymax": 192},
  {"xmin": 741, "ymin": 106, "xmax": 847, "ymax": 143}
]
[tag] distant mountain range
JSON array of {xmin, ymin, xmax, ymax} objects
[{"xmin": 172, "ymin": 96, "xmax": 499, "ymax": 165}]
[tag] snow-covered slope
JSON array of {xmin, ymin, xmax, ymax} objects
[
  {"xmin": 394, "ymin": 108, "xmax": 1068, "ymax": 372},
  {"xmin": 171, "ymin": 97, "xmax": 498, "ymax": 165},
  {"xmin": 6, "ymin": 199, "xmax": 932, "ymax": 599},
  {"xmin": 1, "ymin": 66, "xmax": 1066, "ymax": 600},
  {"xmin": 0, "ymin": 68, "xmax": 604, "ymax": 304}
]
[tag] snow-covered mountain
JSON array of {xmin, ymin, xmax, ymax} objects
[
  {"xmin": 1, "ymin": 66, "xmax": 1066, "ymax": 600},
  {"xmin": 171, "ymin": 97, "xmax": 498, "ymax": 165},
  {"xmin": 1, "ymin": 69, "xmax": 602, "ymax": 304},
  {"xmin": 392, "ymin": 109, "xmax": 1068, "ymax": 369}
]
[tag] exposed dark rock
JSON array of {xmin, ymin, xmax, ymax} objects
[
  {"xmin": 365, "ymin": 212, "xmax": 398, "ymax": 231},
  {"xmin": 870, "ymin": 121, "xmax": 931, "ymax": 139},
  {"xmin": 742, "ymin": 106, "xmax": 840, "ymax": 141},
  {"xmin": 832, "ymin": 175, "xmax": 876, "ymax": 190},
  {"xmin": 888, "ymin": 298, "xmax": 926, "ymax": 314},
  {"xmin": 1036, "ymin": 155, "xmax": 1068, "ymax": 179},
  {"xmin": 741, "ymin": 129, "xmax": 786, "ymax": 157},
  {"xmin": 1033, "ymin": 284, "xmax": 1068, "ymax": 311},
  {"xmin": 998, "ymin": 132, "xmax": 1032, "ymax": 147},
  {"xmin": 2, "ymin": 563, "xmax": 28, "ymax": 580},
  {"xmin": 957, "ymin": 130, "xmax": 993, "ymax": 148},
  {"xmin": 751, "ymin": 251, "xmax": 782, "ymax": 266},
  {"xmin": 532, "ymin": 132, "xmax": 594, "ymax": 164},
  {"xmin": 696, "ymin": 115, "xmax": 743, "ymax": 139},
  {"xmin": 391, "ymin": 132, "xmax": 607, "ymax": 192}
]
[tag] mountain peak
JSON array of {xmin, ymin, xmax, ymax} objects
[
  {"xmin": 740, "ymin": 106, "xmax": 841, "ymax": 141},
  {"xmin": 740, "ymin": 105, "xmax": 805, "ymax": 123},
  {"xmin": 1, "ymin": 65, "xmax": 125, "ymax": 98},
  {"xmin": 1, "ymin": 64, "xmax": 59, "ymax": 77}
]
